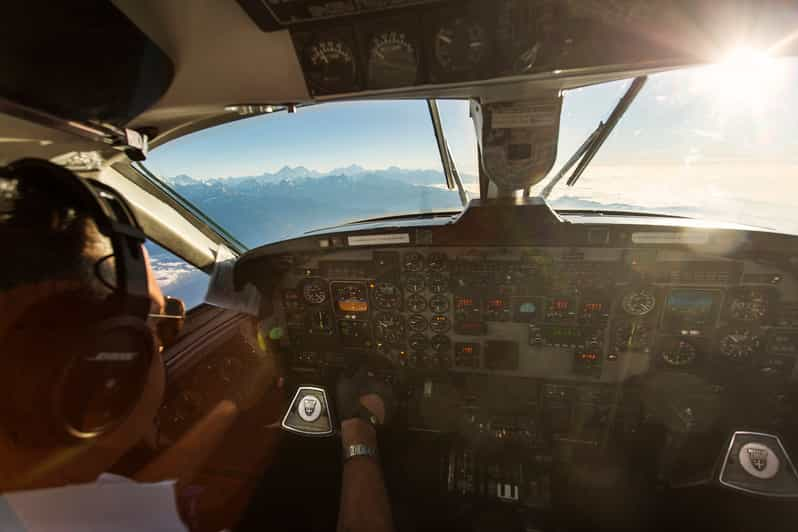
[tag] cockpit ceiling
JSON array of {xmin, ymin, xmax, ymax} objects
[
  {"xmin": 115, "ymin": 0, "xmax": 798, "ymax": 142},
  {"xmin": 4, "ymin": 1, "xmax": 797, "ymax": 153}
]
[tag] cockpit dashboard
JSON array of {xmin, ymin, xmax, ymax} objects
[{"xmin": 233, "ymin": 199, "xmax": 798, "ymax": 520}]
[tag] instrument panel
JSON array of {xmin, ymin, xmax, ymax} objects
[{"xmin": 274, "ymin": 246, "xmax": 798, "ymax": 383}]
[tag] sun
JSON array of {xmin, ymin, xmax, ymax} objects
[{"xmin": 693, "ymin": 46, "xmax": 789, "ymax": 116}]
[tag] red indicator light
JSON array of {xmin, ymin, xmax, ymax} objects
[
  {"xmin": 553, "ymin": 300, "xmax": 569, "ymax": 310},
  {"xmin": 463, "ymin": 346, "xmax": 473, "ymax": 354}
]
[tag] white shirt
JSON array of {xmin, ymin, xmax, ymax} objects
[{"xmin": 0, "ymin": 474, "xmax": 187, "ymax": 531}]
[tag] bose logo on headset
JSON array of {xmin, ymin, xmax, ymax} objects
[{"xmin": 87, "ymin": 352, "xmax": 141, "ymax": 362}]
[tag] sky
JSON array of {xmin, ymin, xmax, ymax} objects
[
  {"xmin": 146, "ymin": 99, "xmax": 479, "ymax": 180},
  {"xmin": 145, "ymin": 52, "xmax": 798, "ymax": 231}
]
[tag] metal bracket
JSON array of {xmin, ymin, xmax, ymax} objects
[{"xmin": 0, "ymin": 97, "xmax": 148, "ymax": 161}]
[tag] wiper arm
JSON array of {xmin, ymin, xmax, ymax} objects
[
  {"xmin": 428, "ymin": 99, "xmax": 469, "ymax": 207},
  {"xmin": 541, "ymin": 76, "xmax": 647, "ymax": 198}
]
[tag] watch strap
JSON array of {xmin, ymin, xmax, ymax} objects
[{"xmin": 343, "ymin": 443, "xmax": 378, "ymax": 463}]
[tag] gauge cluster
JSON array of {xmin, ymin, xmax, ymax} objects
[
  {"xmin": 275, "ymin": 245, "xmax": 798, "ymax": 384},
  {"xmin": 289, "ymin": 0, "xmax": 574, "ymax": 96}
]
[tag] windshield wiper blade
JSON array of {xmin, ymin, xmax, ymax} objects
[
  {"xmin": 541, "ymin": 76, "xmax": 647, "ymax": 198},
  {"xmin": 428, "ymin": 99, "xmax": 469, "ymax": 207}
]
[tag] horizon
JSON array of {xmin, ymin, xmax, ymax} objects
[{"xmin": 167, "ymin": 162, "xmax": 464, "ymax": 182}]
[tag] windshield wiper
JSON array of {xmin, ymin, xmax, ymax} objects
[
  {"xmin": 541, "ymin": 76, "xmax": 647, "ymax": 198},
  {"xmin": 428, "ymin": 99, "xmax": 469, "ymax": 207}
]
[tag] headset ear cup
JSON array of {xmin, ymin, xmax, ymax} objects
[{"xmin": 54, "ymin": 316, "xmax": 156, "ymax": 440}]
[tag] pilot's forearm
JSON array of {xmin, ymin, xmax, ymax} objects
[{"xmin": 337, "ymin": 419, "xmax": 394, "ymax": 532}]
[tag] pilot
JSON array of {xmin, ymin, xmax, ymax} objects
[{"xmin": 0, "ymin": 159, "xmax": 394, "ymax": 532}]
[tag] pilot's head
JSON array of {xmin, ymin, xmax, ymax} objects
[{"xmin": 0, "ymin": 159, "xmax": 167, "ymax": 490}]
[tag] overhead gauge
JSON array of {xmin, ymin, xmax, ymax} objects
[
  {"xmin": 367, "ymin": 30, "xmax": 419, "ymax": 89},
  {"xmin": 622, "ymin": 289, "xmax": 657, "ymax": 317},
  {"xmin": 374, "ymin": 312, "xmax": 404, "ymax": 344},
  {"xmin": 728, "ymin": 289, "xmax": 770, "ymax": 321},
  {"xmin": 403, "ymin": 252, "xmax": 425, "ymax": 272},
  {"xmin": 406, "ymin": 294, "xmax": 427, "ymax": 313},
  {"xmin": 301, "ymin": 279, "xmax": 328, "ymax": 305},
  {"xmin": 719, "ymin": 329, "xmax": 762, "ymax": 361},
  {"xmin": 404, "ymin": 273, "xmax": 425, "ymax": 294},
  {"xmin": 660, "ymin": 339, "xmax": 697, "ymax": 367},
  {"xmin": 374, "ymin": 281, "xmax": 401, "ymax": 310},
  {"xmin": 614, "ymin": 321, "xmax": 652, "ymax": 353},
  {"xmin": 434, "ymin": 18, "xmax": 488, "ymax": 74},
  {"xmin": 304, "ymin": 38, "xmax": 358, "ymax": 94}
]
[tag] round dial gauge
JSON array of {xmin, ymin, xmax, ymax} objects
[
  {"xmin": 614, "ymin": 321, "xmax": 652, "ymax": 353},
  {"xmin": 719, "ymin": 329, "xmax": 762, "ymax": 361},
  {"xmin": 434, "ymin": 19, "xmax": 488, "ymax": 73},
  {"xmin": 404, "ymin": 273, "xmax": 425, "ymax": 294},
  {"xmin": 429, "ymin": 314, "xmax": 451, "ymax": 333},
  {"xmin": 367, "ymin": 31, "xmax": 418, "ymax": 89},
  {"xmin": 407, "ymin": 314, "xmax": 428, "ymax": 332},
  {"xmin": 403, "ymin": 252, "xmax": 425, "ymax": 272},
  {"xmin": 305, "ymin": 39, "xmax": 357, "ymax": 93},
  {"xmin": 661, "ymin": 340, "xmax": 697, "ymax": 367},
  {"xmin": 428, "ymin": 273, "xmax": 449, "ymax": 294},
  {"xmin": 406, "ymin": 294, "xmax": 427, "ymax": 313},
  {"xmin": 429, "ymin": 295, "xmax": 450, "ymax": 313},
  {"xmin": 622, "ymin": 289, "xmax": 657, "ymax": 317},
  {"xmin": 408, "ymin": 334, "xmax": 429, "ymax": 351},
  {"xmin": 374, "ymin": 312, "xmax": 404, "ymax": 344},
  {"xmin": 302, "ymin": 279, "xmax": 328, "ymax": 305},
  {"xmin": 427, "ymin": 252, "xmax": 447, "ymax": 272},
  {"xmin": 374, "ymin": 281, "xmax": 401, "ymax": 310},
  {"xmin": 729, "ymin": 290, "xmax": 769, "ymax": 321},
  {"xmin": 430, "ymin": 334, "xmax": 451, "ymax": 353}
]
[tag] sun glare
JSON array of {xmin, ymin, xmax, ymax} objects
[{"xmin": 694, "ymin": 46, "xmax": 788, "ymax": 115}]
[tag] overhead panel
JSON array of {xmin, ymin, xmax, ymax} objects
[{"xmin": 237, "ymin": 0, "xmax": 798, "ymax": 99}]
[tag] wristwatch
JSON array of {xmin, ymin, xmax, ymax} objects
[{"xmin": 343, "ymin": 443, "xmax": 378, "ymax": 463}]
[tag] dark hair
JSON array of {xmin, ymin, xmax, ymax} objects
[{"xmin": 0, "ymin": 167, "xmax": 111, "ymax": 293}]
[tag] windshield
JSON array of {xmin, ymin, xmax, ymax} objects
[
  {"xmin": 144, "ymin": 100, "xmax": 477, "ymax": 249},
  {"xmin": 145, "ymin": 54, "xmax": 798, "ymax": 249},
  {"xmin": 538, "ymin": 53, "xmax": 798, "ymax": 234}
]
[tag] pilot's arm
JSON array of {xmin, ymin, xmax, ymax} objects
[{"xmin": 336, "ymin": 371, "xmax": 395, "ymax": 532}]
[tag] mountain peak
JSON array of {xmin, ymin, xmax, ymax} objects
[
  {"xmin": 329, "ymin": 164, "xmax": 366, "ymax": 176},
  {"xmin": 168, "ymin": 174, "xmax": 200, "ymax": 186}
]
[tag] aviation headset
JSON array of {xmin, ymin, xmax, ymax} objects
[{"xmin": 0, "ymin": 158, "xmax": 156, "ymax": 446}]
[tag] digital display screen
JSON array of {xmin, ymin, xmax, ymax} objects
[
  {"xmin": 455, "ymin": 296, "xmax": 479, "ymax": 310},
  {"xmin": 545, "ymin": 297, "xmax": 576, "ymax": 321},
  {"xmin": 541, "ymin": 326, "xmax": 587, "ymax": 347},
  {"xmin": 484, "ymin": 341, "xmax": 519, "ymax": 371},
  {"xmin": 486, "ymin": 298, "xmax": 506, "ymax": 311},
  {"xmin": 514, "ymin": 298, "xmax": 540, "ymax": 323},
  {"xmin": 552, "ymin": 299, "xmax": 570, "ymax": 310},
  {"xmin": 662, "ymin": 289, "xmax": 719, "ymax": 332},
  {"xmin": 332, "ymin": 283, "xmax": 369, "ymax": 314}
]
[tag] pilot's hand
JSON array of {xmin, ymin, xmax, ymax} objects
[{"xmin": 337, "ymin": 368, "xmax": 393, "ymax": 427}]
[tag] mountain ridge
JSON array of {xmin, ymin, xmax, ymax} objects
[{"xmin": 165, "ymin": 165, "xmax": 475, "ymax": 188}]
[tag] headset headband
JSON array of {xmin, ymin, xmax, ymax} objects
[{"xmin": 2, "ymin": 158, "xmax": 151, "ymax": 319}]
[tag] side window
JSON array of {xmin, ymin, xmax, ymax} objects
[{"xmin": 145, "ymin": 242, "xmax": 209, "ymax": 310}]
